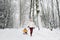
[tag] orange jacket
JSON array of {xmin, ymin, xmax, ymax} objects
[{"xmin": 23, "ymin": 28, "xmax": 28, "ymax": 33}]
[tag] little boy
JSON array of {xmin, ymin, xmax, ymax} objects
[{"xmin": 23, "ymin": 28, "xmax": 28, "ymax": 34}]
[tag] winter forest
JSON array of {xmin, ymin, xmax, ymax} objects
[
  {"xmin": 0, "ymin": 0, "xmax": 60, "ymax": 30},
  {"xmin": 0, "ymin": 0, "xmax": 60, "ymax": 40}
]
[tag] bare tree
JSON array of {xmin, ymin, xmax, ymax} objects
[
  {"xmin": 40, "ymin": 0, "xmax": 46, "ymax": 27},
  {"xmin": 29, "ymin": 0, "xmax": 32, "ymax": 19},
  {"xmin": 36, "ymin": 0, "xmax": 40, "ymax": 30},
  {"xmin": 56, "ymin": 0, "xmax": 60, "ymax": 28}
]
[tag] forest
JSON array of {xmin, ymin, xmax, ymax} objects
[{"xmin": 0, "ymin": 0, "xmax": 60, "ymax": 30}]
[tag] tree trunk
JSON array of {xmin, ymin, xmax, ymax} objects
[
  {"xmin": 36, "ymin": 0, "xmax": 40, "ymax": 30},
  {"xmin": 56, "ymin": 0, "xmax": 60, "ymax": 28}
]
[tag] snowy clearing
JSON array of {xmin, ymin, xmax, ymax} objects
[{"xmin": 0, "ymin": 28, "xmax": 60, "ymax": 40}]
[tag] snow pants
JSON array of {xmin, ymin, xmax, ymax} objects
[{"xmin": 30, "ymin": 27, "xmax": 33, "ymax": 36}]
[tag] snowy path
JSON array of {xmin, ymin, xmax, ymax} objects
[{"xmin": 0, "ymin": 28, "xmax": 60, "ymax": 40}]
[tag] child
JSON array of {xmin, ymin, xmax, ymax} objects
[{"xmin": 23, "ymin": 28, "xmax": 28, "ymax": 34}]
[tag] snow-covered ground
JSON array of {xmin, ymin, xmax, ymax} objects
[{"xmin": 0, "ymin": 27, "xmax": 60, "ymax": 40}]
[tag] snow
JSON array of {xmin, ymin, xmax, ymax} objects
[{"xmin": 0, "ymin": 28, "xmax": 60, "ymax": 40}]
